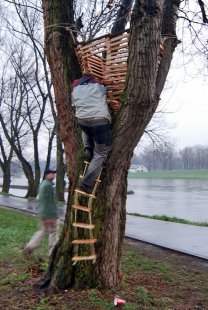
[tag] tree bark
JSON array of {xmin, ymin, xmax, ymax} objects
[
  {"xmin": 111, "ymin": 0, "xmax": 134, "ymax": 34},
  {"xmin": 41, "ymin": 0, "xmax": 180, "ymax": 290},
  {"xmin": 56, "ymin": 121, "xmax": 66, "ymax": 202},
  {"xmin": 0, "ymin": 135, "xmax": 12, "ymax": 193},
  {"xmin": 40, "ymin": 0, "xmax": 82, "ymax": 290},
  {"xmin": 1, "ymin": 161, "xmax": 12, "ymax": 193}
]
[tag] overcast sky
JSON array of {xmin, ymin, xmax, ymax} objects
[
  {"xmin": 160, "ymin": 53, "xmax": 208, "ymax": 149},
  {"xmin": 164, "ymin": 77, "xmax": 208, "ymax": 149}
]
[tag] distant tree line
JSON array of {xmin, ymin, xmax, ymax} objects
[{"xmin": 132, "ymin": 144, "xmax": 208, "ymax": 171}]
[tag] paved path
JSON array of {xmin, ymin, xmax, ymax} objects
[{"xmin": 0, "ymin": 195, "xmax": 208, "ymax": 260}]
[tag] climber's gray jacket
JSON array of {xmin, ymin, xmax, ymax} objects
[{"xmin": 71, "ymin": 82, "xmax": 111, "ymax": 121}]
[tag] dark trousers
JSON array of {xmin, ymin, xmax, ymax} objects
[{"xmin": 78, "ymin": 118, "xmax": 111, "ymax": 189}]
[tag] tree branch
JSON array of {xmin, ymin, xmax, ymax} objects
[
  {"xmin": 198, "ymin": 0, "xmax": 208, "ymax": 23},
  {"xmin": 4, "ymin": 0, "xmax": 42, "ymax": 13}
]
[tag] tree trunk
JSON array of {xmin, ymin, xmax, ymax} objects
[
  {"xmin": 56, "ymin": 121, "xmax": 66, "ymax": 202},
  {"xmin": 33, "ymin": 134, "xmax": 41, "ymax": 196},
  {"xmin": 0, "ymin": 135, "xmax": 13, "ymax": 193},
  {"xmin": 111, "ymin": 0, "xmax": 134, "ymax": 34},
  {"xmin": 41, "ymin": 0, "xmax": 180, "ymax": 290},
  {"xmin": 23, "ymin": 162, "xmax": 36, "ymax": 198},
  {"xmin": 0, "ymin": 114, "xmax": 37, "ymax": 198},
  {"xmin": 2, "ymin": 163, "xmax": 11, "ymax": 193}
]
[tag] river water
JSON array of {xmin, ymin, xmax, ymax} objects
[
  {"xmin": 1, "ymin": 178, "xmax": 208, "ymax": 222},
  {"xmin": 127, "ymin": 178, "xmax": 208, "ymax": 222}
]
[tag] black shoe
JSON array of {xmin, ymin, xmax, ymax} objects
[
  {"xmin": 77, "ymin": 183, "xmax": 92, "ymax": 194},
  {"xmin": 84, "ymin": 149, "xmax": 93, "ymax": 162},
  {"xmin": 84, "ymin": 153, "xmax": 92, "ymax": 162}
]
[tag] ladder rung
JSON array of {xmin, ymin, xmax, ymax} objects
[
  {"xmin": 73, "ymin": 222, "xmax": 95, "ymax": 229},
  {"xmin": 84, "ymin": 161, "xmax": 90, "ymax": 164},
  {"xmin": 74, "ymin": 189, "xmax": 96, "ymax": 198},
  {"xmin": 72, "ymin": 204, "xmax": 92, "ymax": 212},
  {"xmin": 72, "ymin": 255, "xmax": 96, "ymax": 261},
  {"xmin": 72, "ymin": 239, "xmax": 97, "ymax": 244},
  {"xmin": 95, "ymin": 178, "xmax": 101, "ymax": 183}
]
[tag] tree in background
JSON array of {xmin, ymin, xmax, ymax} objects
[{"xmin": 0, "ymin": 0, "xmax": 66, "ymax": 198}]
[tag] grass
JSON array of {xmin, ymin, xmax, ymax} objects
[
  {"xmin": 128, "ymin": 169, "xmax": 208, "ymax": 179},
  {"xmin": 0, "ymin": 209, "xmax": 42, "ymax": 262},
  {"xmin": 1, "ymin": 207, "xmax": 208, "ymax": 309},
  {"xmin": 127, "ymin": 213, "xmax": 208, "ymax": 227}
]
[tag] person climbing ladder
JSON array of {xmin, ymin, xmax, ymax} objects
[{"xmin": 71, "ymin": 73, "xmax": 112, "ymax": 194}]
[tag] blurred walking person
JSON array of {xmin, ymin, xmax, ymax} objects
[{"xmin": 24, "ymin": 169, "xmax": 58, "ymax": 256}]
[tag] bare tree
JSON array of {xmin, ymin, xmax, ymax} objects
[
  {"xmin": 10, "ymin": 0, "xmax": 68, "ymax": 199},
  {"xmin": 0, "ymin": 73, "xmax": 14, "ymax": 192},
  {"xmin": 0, "ymin": 134, "xmax": 13, "ymax": 193},
  {"xmin": 74, "ymin": 0, "xmax": 120, "ymax": 40},
  {"xmin": 180, "ymin": 145, "xmax": 208, "ymax": 169},
  {"xmin": 0, "ymin": 49, "xmax": 39, "ymax": 197},
  {"xmin": 1, "ymin": 0, "xmax": 58, "ymax": 197}
]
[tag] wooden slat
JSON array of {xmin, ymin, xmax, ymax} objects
[
  {"xmin": 72, "ymin": 239, "xmax": 97, "ymax": 244},
  {"xmin": 83, "ymin": 54, "xmax": 105, "ymax": 64},
  {"xmin": 87, "ymin": 66, "xmax": 103, "ymax": 74},
  {"xmin": 95, "ymin": 178, "xmax": 101, "ymax": 183},
  {"xmin": 81, "ymin": 47, "xmax": 98, "ymax": 53},
  {"xmin": 106, "ymin": 53, "xmax": 128, "ymax": 59},
  {"xmin": 106, "ymin": 72, "xmax": 127, "ymax": 77},
  {"xmin": 80, "ymin": 41, "xmax": 106, "ymax": 52},
  {"xmin": 110, "ymin": 56, "xmax": 128, "ymax": 61},
  {"xmin": 106, "ymin": 61, "xmax": 127, "ymax": 66},
  {"xmin": 87, "ymin": 59, "xmax": 104, "ymax": 69},
  {"xmin": 87, "ymin": 57, "xmax": 104, "ymax": 65},
  {"xmin": 108, "ymin": 41, "xmax": 128, "ymax": 49},
  {"xmin": 106, "ymin": 61, "xmax": 126, "ymax": 66},
  {"xmin": 84, "ymin": 160, "xmax": 90, "ymax": 164},
  {"xmin": 74, "ymin": 189, "xmax": 96, "ymax": 198},
  {"xmin": 109, "ymin": 32, "xmax": 129, "ymax": 43},
  {"xmin": 72, "ymin": 255, "xmax": 96, "ymax": 261},
  {"xmin": 72, "ymin": 204, "xmax": 92, "ymax": 212},
  {"xmin": 106, "ymin": 67, "xmax": 127, "ymax": 72},
  {"xmin": 73, "ymin": 222, "xmax": 95, "ymax": 229}
]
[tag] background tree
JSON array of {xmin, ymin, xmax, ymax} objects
[
  {"xmin": 1, "ymin": 0, "xmax": 64, "ymax": 197},
  {"xmin": 0, "ymin": 65, "xmax": 13, "ymax": 193},
  {"xmin": 0, "ymin": 134, "xmax": 13, "ymax": 193}
]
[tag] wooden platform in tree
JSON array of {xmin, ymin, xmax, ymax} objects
[
  {"xmin": 75, "ymin": 30, "xmax": 166, "ymax": 115},
  {"xmin": 75, "ymin": 30, "xmax": 130, "ymax": 114}
]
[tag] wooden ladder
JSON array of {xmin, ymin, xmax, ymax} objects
[{"xmin": 72, "ymin": 161, "xmax": 101, "ymax": 265}]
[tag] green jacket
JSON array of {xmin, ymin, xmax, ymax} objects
[{"xmin": 38, "ymin": 180, "xmax": 58, "ymax": 219}]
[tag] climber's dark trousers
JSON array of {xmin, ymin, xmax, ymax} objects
[{"xmin": 78, "ymin": 118, "xmax": 111, "ymax": 190}]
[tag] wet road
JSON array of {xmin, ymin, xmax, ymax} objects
[{"xmin": 1, "ymin": 194, "xmax": 208, "ymax": 260}]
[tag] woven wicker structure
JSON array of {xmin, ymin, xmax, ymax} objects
[
  {"xmin": 76, "ymin": 31, "xmax": 165, "ymax": 114},
  {"xmin": 76, "ymin": 30, "xmax": 130, "ymax": 114}
]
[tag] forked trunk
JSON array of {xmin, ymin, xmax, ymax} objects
[{"xmin": 40, "ymin": 0, "xmax": 179, "ymax": 290}]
